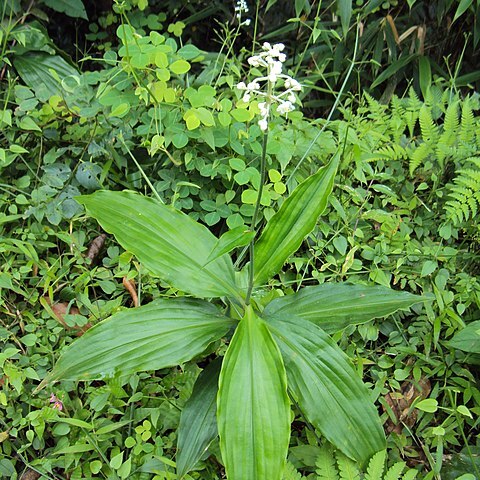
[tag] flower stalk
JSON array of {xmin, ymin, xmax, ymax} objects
[{"xmin": 237, "ymin": 42, "xmax": 302, "ymax": 303}]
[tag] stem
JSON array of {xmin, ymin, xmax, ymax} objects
[
  {"xmin": 245, "ymin": 131, "xmax": 268, "ymax": 304},
  {"xmin": 119, "ymin": 135, "xmax": 164, "ymax": 204},
  {"xmin": 286, "ymin": 17, "xmax": 360, "ymax": 187}
]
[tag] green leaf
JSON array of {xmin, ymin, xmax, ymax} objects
[
  {"xmin": 206, "ymin": 227, "xmax": 255, "ymax": 264},
  {"xmin": 254, "ymin": 155, "xmax": 339, "ymax": 286},
  {"xmin": 38, "ymin": 299, "xmax": 235, "ymax": 389},
  {"xmin": 43, "ymin": 0, "xmax": 88, "ymax": 19},
  {"xmin": 337, "ymin": 0, "xmax": 352, "ymax": 38},
  {"xmin": 18, "ymin": 116, "xmax": 41, "ymax": 132},
  {"xmin": 266, "ymin": 315, "xmax": 385, "ymax": 465},
  {"xmin": 364, "ymin": 449, "xmax": 386, "ymax": 480},
  {"xmin": 421, "ymin": 260, "xmax": 437, "ymax": 277},
  {"xmin": 418, "ymin": 56, "xmax": 431, "ymax": 99},
  {"xmin": 177, "ymin": 358, "xmax": 221, "ymax": 479},
  {"xmin": 263, "ymin": 282, "xmax": 429, "ymax": 334},
  {"xmin": 448, "ymin": 321, "xmax": 480, "ymax": 353},
  {"xmin": 370, "ymin": 55, "xmax": 416, "ymax": 89},
  {"xmin": 453, "ymin": 0, "xmax": 473, "ymax": 24},
  {"xmin": 217, "ymin": 306, "xmax": 290, "ymax": 480},
  {"xmin": 56, "ymin": 418, "xmax": 93, "ymax": 429},
  {"xmin": 170, "ymin": 59, "xmax": 191, "ymax": 75},
  {"xmin": 415, "ymin": 398, "xmax": 438, "ymax": 413},
  {"xmin": 13, "ymin": 52, "xmax": 79, "ymax": 97},
  {"xmin": 110, "ymin": 451, "xmax": 123, "ymax": 470},
  {"xmin": 109, "ymin": 102, "xmax": 130, "ymax": 118},
  {"xmin": 76, "ymin": 191, "xmax": 240, "ymax": 300}
]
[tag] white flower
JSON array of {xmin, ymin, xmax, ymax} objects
[
  {"xmin": 277, "ymin": 101, "xmax": 294, "ymax": 115},
  {"xmin": 258, "ymin": 118, "xmax": 268, "ymax": 131},
  {"xmin": 237, "ymin": 43, "xmax": 302, "ymax": 130},
  {"xmin": 284, "ymin": 77, "xmax": 302, "ymax": 92},
  {"xmin": 258, "ymin": 102, "xmax": 268, "ymax": 116}
]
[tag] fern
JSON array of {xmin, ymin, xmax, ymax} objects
[
  {"xmin": 436, "ymin": 101, "xmax": 460, "ymax": 165},
  {"xmin": 445, "ymin": 156, "xmax": 480, "ymax": 225},
  {"xmin": 459, "ymin": 97, "xmax": 475, "ymax": 144},
  {"xmin": 364, "ymin": 450, "xmax": 386, "ymax": 480},
  {"xmin": 316, "ymin": 444, "xmax": 340, "ymax": 480},
  {"xmin": 314, "ymin": 448, "xmax": 418, "ymax": 480},
  {"xmin": 373, "ymin": 144, "xmax": 408, "ymax": 162},
  {"xmin": 283, "ymin": 461, "xmax": 307, "ymax": 480},
  {"xmin": 409, "ymin": 142, "xmax": 430, "ymax": 176},
  {"xmin": 336, "ymin": 452, "xmax": 360, "ymax": 480},
  {"xmin": 418, "ymin": 104, "xmax": 437, "ymax": 141},
  {"xmin": 384, "ymin": 461, "xmax": 407, "ymax": 480}
]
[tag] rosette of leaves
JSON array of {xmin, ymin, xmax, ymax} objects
[{"xmin": 36, "ymin": 156, "xmax": 429, "ymax": 480}]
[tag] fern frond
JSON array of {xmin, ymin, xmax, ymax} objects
[
  {"xmin": 335, "ymin": 451, "xmax": 360, "ymax": 480},
  {"xmin": 383, "ymin": 461, "xmax": 406, "ymax": 480},
  {"xmin": 407, "ymin": 87, "xmax": 422, "ymax": 110},
  {"xmin": 418, "ymin": 105, "xmax": 437, "ymax": 141},
  {"xmin": 445, "ymin": 156, "xmax": 480, "ymax": 225},
  {"xmin": 459, "ymin": 98, "xmax": 475, "ymax": 143},
  {"xmin": 316, "ymin": 444, "xmax": 340, "ymax": 480},
  {"xmin": 373, "ymin": 144, "xmax": 408, "ymax": 162},
  {"xmin": 401, "ymin": 468, "xmax": 418, "ymax": 480},
  {"xmin": 283, "ymin": 460, "xmax": 306, "ymax": 480},
  {"xmin": 409, "ymin": 142, "xmax": 430, "ymax": 175},
  {"xmin": 363, "ymin": 92, "xmax": 386, "ymax": 118},
  {"xmin": 437, "ymin": 101, "xmax": 459, "ymax": 160},
  {"xmin": 364, "ymin": 450, "xmax": 386, "ymax": 480},
  {"xmin": 443, "ymin": 101, "xmax": 460, "ymax": 136}
]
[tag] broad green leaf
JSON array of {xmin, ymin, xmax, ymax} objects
[
  {"xmin": 418, "ymin": 56, "xmax": 431, "ymax": 100},
  {"xmin": 254, "ymin": 155, "xmax": 339, "ymax": 286},
  {"xmin": 76, "ymin": 191, "xmax": 240, "ymax": 300},
  {"xmin": 43, "ymin": 0, "xmax": 88, "ymax": 19},
  {"xmin": 38, "ymin": 299, "xmax": 235, "ymax": 390},
  {"xmin": 337, "ymin": 0, "xmax": 352, "ymax": 38},
  {"xmin": 267, "ymin": 315, "xmax": 385, "ymax": 465},
  {"xmin": 206, "ymin": 227, "xmax": 255, "ymax": 264},
  {"xmin": 217, "ymin": 306, "xmax": 290, "ymax": 480},
  {"xmin": 448, "ymin": 320, "xmax": 480, "ymax": 353},
  {"xmin": 263, "ymin": 282, "xmax": 429, "ymax": 333},
  {"xmin": 370, "ymin": 54, "xmax": 416, "ymax": 89},
  {"xmin": 177, "ymin": 358, "xmax": 221, "ymax": 479},
  {"xmin": 13, "ymin": 52, "xmax": 79, "ymax": 98}
]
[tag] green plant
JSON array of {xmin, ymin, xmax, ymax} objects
[
  {"xmin": 314, "ymin": 446, "xmax": 419, "ymax": 480},
  {"xmin": 35, "ymin": 44, "xmax": 429, "ymax": 480}
]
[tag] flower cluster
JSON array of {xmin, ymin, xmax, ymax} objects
[
  {"xmin": 234, "ymin": 0, "xmax": 251, "ymax": 27},
  {"xmin": 49, "ymin": 393, "xmax": 63, "ymax": 411},
  {"xmin": 237, "ymin": 42, "xmax": 302, "ymax": 131}
]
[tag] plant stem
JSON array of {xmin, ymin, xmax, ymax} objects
[{"xmin": 245, "ymin": 131, "xmax": 268, "ymax": 304}]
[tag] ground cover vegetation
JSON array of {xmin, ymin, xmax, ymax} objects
[{"xmin": 0, "ymin": 0, "xmax": 479, "ymax": 479}]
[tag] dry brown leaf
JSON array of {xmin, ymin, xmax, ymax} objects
[
  {"xmin": 20, "ymin": 469, "xmax": 41, "ymax": 480},
  {"xmin": 384, "ymin": 377, "xmax": 431, "ymax": 434},
  {"xmin": 123, "ymin": 277, "xmax": 139, "ymax": 307},
  {"xmin": 86, "ymin": 233, "xmax": 107, "ymax": 261},
  {"xmin": 44, "ymin": 298, "xmax": 92, "ymax": 336}
]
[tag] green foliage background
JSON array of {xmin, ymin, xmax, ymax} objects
[{"xmin": 0, "ymin": 0, "xmax": 479, "ymax": 479}]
